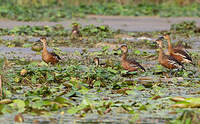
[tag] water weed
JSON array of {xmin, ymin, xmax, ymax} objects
[{"xmin": 0, "ymin": 0, "xmax": 200, "ymax": 21}]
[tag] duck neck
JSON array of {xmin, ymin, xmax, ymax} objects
[
  {"xmin": 74, "ymin": 27, "xmax": 78, "ymax": 30},
  {"xmin": 158, "ymin": 47, "xmax": 164, "ymax": 60},
  {"xmin": 167, "ymin": 36, "xmax": 172, "ymax": 52},
  {"xmin": 43, "ymin": 42, "xmax": 48, "ymax": 53},
  {"xmin": 72, "ymin": 26, "xmax": 78, "ymax": 32},
  {"xmin": 121, "ymin": 52, "xmax": 127, "ymax": 61},
  {"xmin": 95, "ymin": 60, "xmax": 99, "ymax": 66}
]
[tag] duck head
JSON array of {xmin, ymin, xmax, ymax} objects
[
  {"xmin": 120, "ymin": 44, "xmax": 128, "ymax": 54},
  {"xmin": 93, "ymin": 57, "xmax": 99, "ymax": 66}
]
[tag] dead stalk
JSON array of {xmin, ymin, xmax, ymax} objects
[{"xmin": 0, "ymin": 75, "xmax": 2, "ymax": 97}]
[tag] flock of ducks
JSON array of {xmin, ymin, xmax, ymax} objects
[
  {"xmin": 155, "ymin": 37, "xmax": 185, "ymax": 70},
  {"xmin": 37, "ymin": 31, "xmax": 195, "ymax": 74}
]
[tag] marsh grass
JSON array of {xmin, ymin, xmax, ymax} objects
[
  {"xmin": 2, "ymin": 0, "xmax": 200, "ymax": 6},
  {"xmin": 0, "ymin": 0, "xmax": 200, "ymax": 21},
  {"xmin": 0, "ymin": 23, "xmax": 199, "ymax": 122}
]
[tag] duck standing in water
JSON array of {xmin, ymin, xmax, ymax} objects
[
  {"xmin": 93, "ymin": 57, "xmax": 100, "ymax": 66},
  {"xmin": 71, "ymin": 23, "xmax": 81, "ymax": 39},
  {"xmin": 155, "ymin": 37, "xmax": 185, "ymax": 70},
  {"xmin": 38, "ymin": 37, "xmax": 61, "ymax": 65},
  {"xmin": 119, "ymin": 45, "xmax": 146, "ymax": 72},
  {"xmin": 163, "ymin": 34, "xmax": 194, "ymax": 65}
]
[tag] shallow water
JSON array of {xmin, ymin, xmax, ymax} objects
[
  {"xmin": 0, "ymin": 17, "xmax": 200, "ymax": 123},
  {"xmin": 0, "ymin": 83, "xmax": 200, "ymax": 124},
  {"xmin": 1, "ymin": 16, "xmax": 200, "ymax": 32},
  {"xmin": 0, "ymin": 35, "xmax": 199, "ymax": 61}
]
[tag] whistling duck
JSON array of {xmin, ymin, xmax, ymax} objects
[
  {"xmin": 38, "ymin": 37, "xmax": 61, "ymax": 64},
  {"xmin": 93, "ymin": 57, "xmax": 106, "ymax": 67},
  {"xmin": 71, "ymin": 23, "xmax": 81, "ymax": 39},
  {"xmin": 120, "ymin": 45, "xmax": 146, "ymax": 72},
  {"xmin": 163, "ymin": 34, "xmax": 193, "ymax": 65},
  {"xmin": 155, "ymin": 38, "xmax": 184, "ymax": 70},
  {"xmin": 93, "ymin": 57, "xmax": 100, "ymax": 66}
]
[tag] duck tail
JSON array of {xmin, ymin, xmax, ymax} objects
[{"xmin": 139, "ymin": 65, "xmax": 146, "ymax": 72}]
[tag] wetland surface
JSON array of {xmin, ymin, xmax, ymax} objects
[{"xmin": 0, "ymin": 16, "xmax": 200, "ymax": 124}]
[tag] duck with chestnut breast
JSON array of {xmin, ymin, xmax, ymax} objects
[
  {"xmin": 155, "ymin": 37, "xmax": 185, "ymax": 70},
  {"xmin": 163, "ymin": 34, "xmax": 194, "ymax": 65},
  {"xmin": 119, "ymin": 45, "xmax": 146, "ymax": 72},
  {"xmin": 38, "ymin": 37, "xmax": 61, "ymax": 65}
]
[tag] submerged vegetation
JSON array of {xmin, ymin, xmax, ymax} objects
[
  {"xmin": 0, "ymin": 24, "xmax": 115, "ymax": 38},
  {"xmin": 170, "ymin": 21, "xmax": 200, "ymax": 34},
  {"xmin": 0, "ymin": 21, "xmax": 200, "ymax": 123},
  {"xmin": 0, "ymin": 0, "xmax": 200, "ymax": 21}
]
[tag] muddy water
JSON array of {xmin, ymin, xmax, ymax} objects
[
  {"xmin": 0, "ymin": 37, "xmax": 199, "ymax": 61},
  {"xmin": 1, "ymin": 16, "xmax": 200, "ymax": 32},
  {"xmin": 0, "ymin": 46, "xmax": 103, "ymax": 60},
  {"xmin": 0, "ymin": 37, "xmax": 199, "ymax": 123},
  {"xmin": 0, "ymin": 17, "xmax": 200, "ymax": 123}
]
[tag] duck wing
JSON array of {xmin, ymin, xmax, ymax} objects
[
  {"xmin": 128, "ymin": 58, "xmax": 146, "ymax": 72},
  {"xmin": 50, "ymin": 52, "xmax": 61, "ymax": 60},
  {"xmin": 173, "ymin": 49, "xmax": 192, "ymax": 62},
  {"xmin": 166, "ymin": 55, "xmax": 185, "ymax": 69}
]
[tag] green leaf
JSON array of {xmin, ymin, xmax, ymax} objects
[
  {"xmin": 94, "ymin": 81, "xmax": 101, "ymax": 87},
  {"xmin": 31, "ymin": 100, "xmax": 51, "ymax": 109},
  {"xmin": 14, "ymin": 77, "xmax": 21, "ymax": 83},
  {"xmin": 135, "ymin": 85, "xmax": 145, "ymax": 91},
  {"xmin": 10, "ymin": 99, "xmax": 25, "ymax": 112},
  {"xmin": 99, "ymin": 25, "xmax": 106, "ymax": 30},
  {"xmin": 47, "ymin": 72, "xmax": 54, "ymax": 81},
  {"xmin": 139, "ymin": 105, "xmax": 147, "ymax": 111},
  {"xmin": 134, "ymin": 50, "xmax": 141, "ymax": 55},
  {"xmin": 79, "ymin": 86, "xmax": 89, "ymax": 94},
  {"xmin": 107, "ymin": 67, "xmax": 118, "ymax": 74},
  {"xmin": 31, "ymin": 75, "xmax": 37, "ymax": 83},
  {"xmin": 1, "ymin": 105, "xmax": 13, "ymax": 114},
  {"xmin": 22, "ymin": 43, "xmax": 32, "ymax": 48},
  {"xmin": 121, "ymin": 70, "xmax": 128, "ymax": 74},
  {"xmin": 67, "ymin": 107, "xmax": 79, "ymax": 114},
  {"xmin": 126, "ymin": 90, "xmax": 135, "ymax": 95},
  {"xmin": 54, "ymin": 97, "xmax": 67, "ymax": 104}
]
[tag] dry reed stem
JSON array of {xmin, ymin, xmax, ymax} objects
[
  {"xmin": 0, "ymin": 75, "xmax": 2, "ymax": 97},
  {"xmin": 6, "ymin": 0, "xmax": 200, "ymax": 6}
]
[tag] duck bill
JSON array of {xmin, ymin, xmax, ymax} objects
[
  {"xmin": 157, "ymin": 36, "xmax": 164, "ymax": 41},
  {"xmin": 153, "ymin": 36, "xmax": 164, "ymax": 45}
]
